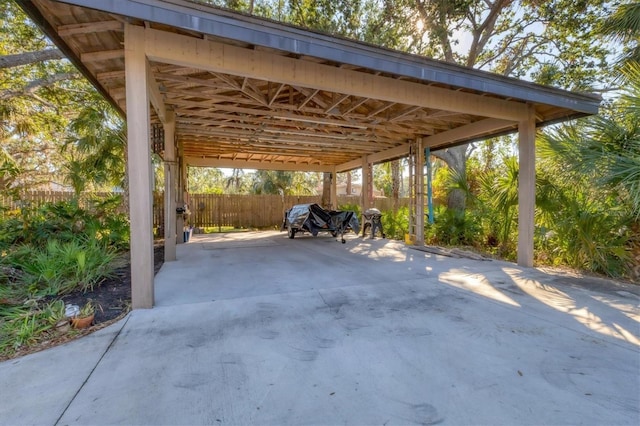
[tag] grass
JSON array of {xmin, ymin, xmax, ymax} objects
[{"xmin": 200, "ymin": 226, "xmax": 250, "ymax": 233}]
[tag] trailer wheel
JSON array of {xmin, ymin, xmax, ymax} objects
[{"xmin": 287, "ymin": 226, "xmax": 295, "ymax": 239}]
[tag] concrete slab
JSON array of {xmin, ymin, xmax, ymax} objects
[
  {"xmin": 1, "ymin": 231, "xmax": 639, "ymax": 425},
  {"xmin": 0, "ymin": 321, "xmax": 126, "ymax": 425}
]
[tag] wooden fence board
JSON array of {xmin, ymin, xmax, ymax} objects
[{"xmin": 2, "ymin": 191, "xmax": 410, "ymax": 231}]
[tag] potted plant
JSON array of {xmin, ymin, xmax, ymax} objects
[{"xmin": 71, "ymin": 300, "xmax": 95, "ymax": 329}]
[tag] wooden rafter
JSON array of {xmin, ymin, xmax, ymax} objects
[{"xmin": 57, "ymin": 20, "xmax": 122, "ymax": 36}]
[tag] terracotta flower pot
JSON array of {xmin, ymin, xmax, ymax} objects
[{"xmin": 71, "ymin": 314, "xmax": 94, "ymax": 329}]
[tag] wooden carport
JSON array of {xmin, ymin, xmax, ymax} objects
[{"xmin": 18, "ymin": 0, "xmax": 601, "ymax": 309}]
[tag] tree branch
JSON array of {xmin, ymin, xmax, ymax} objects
[
  {"xmin": 467, "ymin": 0, "xmax": 513, "ymax": 67},
  {"xmin": 0, "ymin": 72, "xmax": 79, "ymax": 101},
  {"xmin": 0, "ymin": 48, "xmax": 65, "ymax": 69}
]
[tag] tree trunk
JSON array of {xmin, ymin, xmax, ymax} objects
[
  {"xmin": 433, "ymin": 145, "xmax": 467, "ymax": 212},
  {"xmin": 391, "ymin": 159, "xmax": 400, "ymax": 213},
  {"xmin": 321, "ymin": 171, "xmax": 331, "ymax": 208},
  {"xmin": 346, "ymin": 172, "xmax": 352, "ymax": 195}
]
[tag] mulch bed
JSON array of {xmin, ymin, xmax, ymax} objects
[
  {"xmin": 61, "ymin": 243, "xmax": 165, "ymax": 325},
  {"xmin": 0, "ymin": 243, "xmax": 164, "ymax": 362}
]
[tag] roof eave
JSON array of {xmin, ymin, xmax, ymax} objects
[{"xmin": 54, "ymin": 0, "xmax": 600, "ymax": 115}]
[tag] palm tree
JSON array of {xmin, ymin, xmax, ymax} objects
[
  {"xmin": 251, "ymin": 170, "xmax": 293, "ymax": 195},
  {"xmin": 479, "ymin": 156, "xmax": 519, "ymax": 255},
  {"xmin": 536, "ymin": 62, "xmax": 640, "ymax": 279},
  {"xmin": 63, "ymin": 99, "xmax": 126, "ymax": 196},
  {"xmin": 540, "ymin": 65, "xmax": 640, "ymax": 219},
  {"xmin": 602, "ymin": 1, "xmax": 640, "ymax": 66}
]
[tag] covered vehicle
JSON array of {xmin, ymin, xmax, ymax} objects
[{"xmin": 281, "ymin": 203, "xmax": 360, "ymax": 243}]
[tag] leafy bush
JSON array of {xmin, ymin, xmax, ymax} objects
[
  {"xmin": 536, "ymin": 199, "xmax": 634, "ymax": 277},
  {"xmin": 1, "ymin": 196, "xmax": 129, "ymax": 249},
  {"xmin": 429, "ymin": 207, "xmax": 482, "ymax": 247},
  {"xmin": 381, "ymin": 207, "xmax": 409, "ymax": 240},
  {"xmin": 0, "ymin": 300, "xmax": 65, "ymax": 355},
  {"xmin": 11, "ymin": 238, "xmax": 116, "ymax": 298},
  {"xmin": 338, "ymin": 202, "xmax": 361, "ymax": 217},
  {"xmin": 0, "ymin": 195, "xmax": 127, "ymax": 358}
]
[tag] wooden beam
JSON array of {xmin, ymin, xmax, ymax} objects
[
  {"xmin": 242, "ymin": 78, "xmax": 268, "ymax": 105},
  {"xmin": 336, "ymin": 157, "xmax": 366, "ymax": 173},
  {"xmin": 336, "ymin": 142, "xmax": 410, "ymax": 172},
  {"xmin": 81, "ymin": 49, "xmax": 124, "ymax": 62},
  {"xmin": 335, "ymin": 118, "xmax": 516, "ymax": 172},
  {"xmin": 366, "ymin": 102, "xmax": 395, "ymax": 119},
  {"xmin": 97, "ymin": 70, "xmax": 125, "ymax": 81},
  {"xmin": 324, "ymin": 93, "xmax": 350, "ymax": 113},
  {"xmin": 186, "ymin": 156, "xmax": 333, "ymax": 172},
  {"xmin": 388, "ymin": 105, "xmax": 422, "ymax": 122},
  {"xmin": 297, "ymin": 88, "xmax": 319, "ymax": 110},
  {"xmin": 342, "ymin": 97, "xmax": 369, "ymax": 115},
  {"xmin": 146, "ymin": 59, "xmax": 166, "ymax": 123},
  {"xmin": 212, "ymin": 72, "xmax": 267, "ymax": 105},
  {"xmin": 155, "ymin": 72, "xmax": 226, "ymax": 90},
  {"xmin": 423, "ymin": 118, "xmax": 515, "ymax": 148},
  {"xmin": 57, "ymin": 20, "xmax": 122, "ymax": 36},
  {"xmin": 179, "ymin": 128, "xmax": 392, "ymax": 150},
  {"xmin": 144, "ymin": 28, "xmax": 529, "ymax": 121},
  {"xmin": 269, "ymin": 83, "xmax": 286, "ymax": 106},
  {"xmin": 177, "ymin": 121, "xmax": 395, "ymax": 145},
  {"xmin": 367, "ymin": 143, "xmax": 411, "ymax": 164}
]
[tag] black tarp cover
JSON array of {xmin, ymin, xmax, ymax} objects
[{"xmin": 285, "ymin": 203, "xmax": 360, "ymax": 236}]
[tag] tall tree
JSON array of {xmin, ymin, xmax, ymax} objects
[
  {"xmin": 188, "ymin": 167, "xmax": 226, "ymax": 194},
  {"xmin": 224, "ymin": 168, "xmax": 246, "ymax": 194},
  {"xmin": 1, "ymin": 0, "xmax": 91, "ymax": 193},
  {"xmin": 404, "ymin": 0, "xmax": 612, "ymax": 211}
]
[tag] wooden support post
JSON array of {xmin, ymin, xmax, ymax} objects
[
  {"xmin": 330, "ymin": 168, "xmax": 338, "ymax": 210},
  {"xmin": 176, "ymin": 141, "xmax": 185, "ymax": 244},
  {"xmin": 415, "ymin": 137, "xmax": 425, "ymax": 246},
  {"xmin": 181, "ymin": 150, "xmax": 190, "ymax": 239},
  {"xmin": 125, "ymin": 24, "xmax": 154, "ymax": 309},
  {"xmin": 361, "ymin": 156, "xmax": 371, "ymax": 212},
  {"xmin": 163, "ymin": 110, "xmax": 176, "ymax": 261},
  {"xmin": 518, "ymin": 105, "xmax": 536, "ymax": 267}
]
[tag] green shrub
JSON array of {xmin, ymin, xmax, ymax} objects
[
  {"xmin": 11, "ymin": 238, "xmax": 116, "ymax": 298},
  {"xmin": 338, "ymin": 203, "xmax": 361, "ymax": 217},
  {"xmin": 0, "ymin": 197, "xmax": 129, "ymax": 251},
  {"xmin": 430, "ymin": 207, "xmax": 482, "ymax": 247},
  {"xmin": 0, "ymin": 300, "xmax": 65, "ymax": 356},
  {"xmin": 381, "ymin": 207, "xmax": 409, "ymax": 240},
  {"xmin": 536, "ymin": 200, "xmax": 634, "ymax": 277}
]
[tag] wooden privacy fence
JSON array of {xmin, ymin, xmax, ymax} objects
[
  {"xmin": 186, "ymin": 194, "xmax": 410, "ymax": 230},
  {"xmin": 0, "ymin": 191, "xmax": 125, "ymax": 216},
  {"xmin": 189, "ymin": 194, "xmax": 319, "ymax": 229},
  {"xmin": 2, "ymin": 191, "xmax": 409, "ymax": 231}
]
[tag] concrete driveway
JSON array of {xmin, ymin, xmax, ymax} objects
[{"xmin": 1, "ymin": 231, "xmax": 639, "ymax": 425}]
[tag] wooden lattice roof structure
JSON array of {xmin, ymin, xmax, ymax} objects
[{"xmin": 19, "ymin": 0, "xmax": 600, "ymax": 172}]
